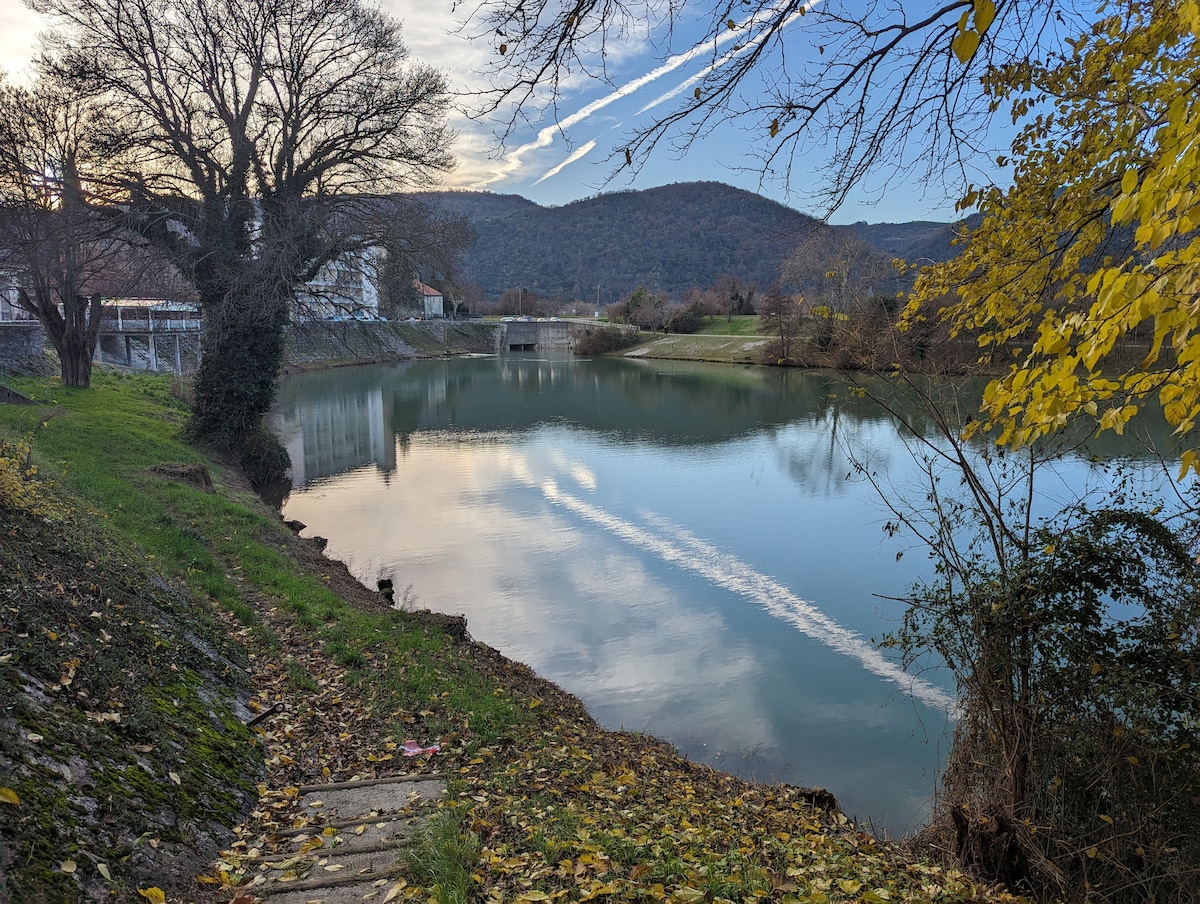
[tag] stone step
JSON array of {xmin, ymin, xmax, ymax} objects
[
  {"xmin": 280, "ymin": 814, "xmax": 424, "ymax": 854},
  {"xmin": 242, "ymin": 772, "xmax": 445, "ymax": 902},
  {"xmin": 298, "ymin": 777, "xmax": 444, "ymax": 822}
]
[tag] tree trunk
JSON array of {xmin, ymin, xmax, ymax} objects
[
  {"xmin": 58, "ymin": 333, "xmax": 95, "ymax": 388},
  {"xmin": 188, "ymin": 294, "xmax": 289, "ymax": 453},
  {"xmin": 56, "ymin": 294, "xmax": 102, "ymax": 388}
]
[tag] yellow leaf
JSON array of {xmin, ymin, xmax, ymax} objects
[
  {"xmin": 61, "ymin": 860, "xmax": 77, "ymax": 874},
  {"xmin": 840, "ymin": 879, "xmax": 864, "ymax": 894},
  {"xmin": 1126, "ymin": 755, "xmax": 1139, "ymax": 765},
  {"xmin": 1099, "ymin": 814, "xmax": 1114, "ymax": 824},
  {"xmin": 974, "ymin": 0, "xmax": 996, "ymax": 34},
  {"xmin": 770, "ymin": 118, "xmax": 779, "ymax": 138},
  {"xmin": 383, "ymin": 880, "xmax": 407, "ymax": 902},
  {"xmin": 516, "ymin": 893, "xmax": 551, "ymax": 902},
  {"xmin": 1121, "ymin": 168, "xmax": 1139, "ymax": 195},
  {"xmin": 952, "ymin": 29, "xmax": 981, "ymax": 64},
  {"xmin": 0, "ymin": 787, "xmax": 19, "ymax": 806},
  {"xmin": 168, "ymin": 772, "xmax": 181, "ymax": 785}
]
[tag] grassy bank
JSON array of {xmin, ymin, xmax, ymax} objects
[
  {"xmin": 621, "ymin": 333, "xmax": 772, "ymax": 365},
  {"xmin": 0, "ymin": 370, "xmax": 1017, "ymax": 903}
]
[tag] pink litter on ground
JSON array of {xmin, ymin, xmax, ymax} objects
[{"xmin": 401, "ymin": 739, "xmax": 439, "ymax": 757}]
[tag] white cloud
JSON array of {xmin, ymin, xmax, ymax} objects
[
  {"xmin": 0, "ymin": 5, "xmax": 44, "ymax": 82},
  {"xmin": 463, "ymin": 2, "xmax": 822, "ymax": 189}
]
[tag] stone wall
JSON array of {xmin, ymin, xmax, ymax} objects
[
  {"xmin": 0, "ymin": 323, "xmax": 50, "ymax": 376},
  {"xmin": 283, "ymin": 320, "xmax": 501, "ymax": 371}
]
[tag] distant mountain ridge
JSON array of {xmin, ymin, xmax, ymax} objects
[{"xmin": 416, "ymin": 182, "xmax": 966, "ymax": 302}]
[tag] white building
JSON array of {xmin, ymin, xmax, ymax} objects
[
  {"xmin": 295, "ymin": 249, "xmax": 382, "ymax": 320},
  {"xmin": 413, "ymin": 279, "xmax": 444, "ymax": 320}
]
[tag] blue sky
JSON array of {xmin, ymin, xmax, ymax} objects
[{"xmin": 0, "ymin": 2, "xmax": 990, "ymax": 224}]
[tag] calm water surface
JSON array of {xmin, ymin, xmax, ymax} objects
[{"xmin": 272, "ymin": 353, "xmax": 1175, "ymax": 832}]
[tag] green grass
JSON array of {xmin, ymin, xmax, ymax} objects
[
  {"xmin": 693, "ymin": 314, "xmax": 762, "ymax": 336},
  {"xmin": 0, "ymin": 369, "xmax": 535, "ymax": 897},
  {"xmin": 400, "ymin": 811, "xmax": 480, "ymax": 904}
]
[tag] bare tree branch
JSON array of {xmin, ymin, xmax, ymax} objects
[{"xmin": 455, "ymin": 0, "xmax": 1089, "ymax": 214}]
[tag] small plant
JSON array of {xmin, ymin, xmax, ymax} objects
[
  {"xmin": 397, "ymin": 582, "xmax": 419, "ymax": 611},
  {"xmin": 399, "ymin": 811, "xmax": 479, "ymax": 904},
  {"xmin": 0, "ymin": 435, "xmax": 62, "ymax": 518}
]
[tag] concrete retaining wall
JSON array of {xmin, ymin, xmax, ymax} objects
[
  {"xmin": 0, "ymin": 322, "xmax": 49, "ymax": 375},
  {"xmin": 500, "ymin": 319, "xmax": 635, "ymax": 351},
  {"xmin": 283, "ymin": 320, "xmax": 501, "ymax": 370}
]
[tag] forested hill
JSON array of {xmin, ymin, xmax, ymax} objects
[
  {"xmin": 841, "ymin": 217, "xmax": 980, "ymax": 264},
  {"xmin": 416, "ymin": 182, "xmax": 962, "ymax": 302}
]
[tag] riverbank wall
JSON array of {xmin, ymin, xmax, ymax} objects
[
  {"xmin": 282, "ymin": 320, "xmax": 500, "ymax": 372},
  {"xmin": 0, "ymin": 322, "xmax": 52, "ymax": 376}
]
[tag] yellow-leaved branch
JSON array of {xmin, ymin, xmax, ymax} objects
[{"xmin": 905, "ymin": 0, "xmax": 1200, "ymax": 473}]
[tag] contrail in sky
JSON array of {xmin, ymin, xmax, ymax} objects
[
  {"xmin": 534, "ymin": 139, "xmax": 598, "ymax": 184},
  {"xmin": 638, "ymin": 4, "xmax": 818, "ymax": 115},
  {"xmin": 475, "ymin": 1, "xmax": 820, "ymax": 188}
]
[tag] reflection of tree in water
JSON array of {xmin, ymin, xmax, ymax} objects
[
  {"xmin": 769, "ymin": 410, "xmax": 904, "ymax": 498},
  {"xmin": 274, "ymin": 358, "xmax": 1185, "ymax": 490}
]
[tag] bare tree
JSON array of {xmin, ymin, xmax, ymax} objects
[
  {"xmin": 373, "ymin": 199, "xmax": 475, "ymax": 320},
  {"xmin": 456, "ymin": 0, "xmax": 1086, "ymax": 212},
  {"xmin": 782, "ymin": 229, "xmax": 901, "ymax": 310},
  {"xmin": 30, "ymin": 0, "xmax": 456, "ymax": 479},
  {"xmin": 0, "ymin": 72, "xmax": 129, "ymax": 387},
  {"xmin": 756, "ymin": 283, "xmax": 803, "ymax": 363}
]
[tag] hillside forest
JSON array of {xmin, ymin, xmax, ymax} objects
[{"xmin": 413, "ymin": 182, "xmax": 966, "ymax": 311}]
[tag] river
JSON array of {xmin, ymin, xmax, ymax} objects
[{"xmin": 271, "ymin": 352, "xmax": 1180, "ymax": 834}]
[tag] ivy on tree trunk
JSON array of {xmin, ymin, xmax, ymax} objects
[{"xmin": 188, "ymin": 293, "xmax": 289, "ymax": 482}]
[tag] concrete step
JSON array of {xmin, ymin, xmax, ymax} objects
[{"xmin": 242, "ymin": 772, "xmax": 445, "ymax": 902}]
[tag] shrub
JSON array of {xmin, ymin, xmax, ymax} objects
[
  {"xmin": 236, "ymin": 426, "xmax": 292, "ymax": 490},
  {"xmin": 893, "ymin": 507, "xmax": 1200, "ymax": 900},
  {"xmin": 665, "ymin": 301, "xmax": 705, "ymax": 334},
  {"xmin": 572, "ymin": 326, "xmax": 642, "ymax": 356}
]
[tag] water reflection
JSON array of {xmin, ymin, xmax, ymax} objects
[
  {"xmin": 273, "ymin": 356, "xmax": 885, "ymax": 489},
  {"xmin": 272, "ymin": 353, "xmax": 1181, "ymax": 832}
]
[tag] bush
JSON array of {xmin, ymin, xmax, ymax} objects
[
  {"xmin": 665, "ymin": 301, "xmax": 705, "ymax": 334},
  {"xmin": 893, "ymin": 507, "xmax": 1200, "ymax": 900},
  {"xmin": 236, "ymin": 426, "xmax": 292, "ymax": 490},
  {"xmin": 572, "ymin": 326, "xmax": 642, "ymax": 356}
]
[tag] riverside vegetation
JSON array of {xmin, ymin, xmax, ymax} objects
[{"xmin": 0, "ymin": 370, "xmax": 1023, "ymax": 902}]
